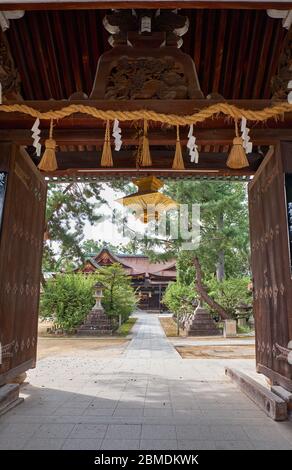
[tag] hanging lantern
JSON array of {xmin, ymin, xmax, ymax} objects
[{"xmin": 116, "ymin": 176, "xmax": 177, "ymax": 223}]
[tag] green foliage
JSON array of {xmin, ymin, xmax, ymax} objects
[
  {"xmin": 116, "ymin": 317, "xmax": 137, "ymax": 336},
  {"xmin": 206, "ymin": 277, "xmax": 252, "ymax": 318},
  {"xmin": 80, "ymin": 239, "xmax": 142, "ymax": 257},
  {"xmin": 40, "ymin": 264, "xmax": 137, "ymax": 333},
  {"xmin": 237, "ymin": 324, "xmax": 253, "ymax": 334},
  {"xmin": 40, "ymin": 274, "xmax": 95, "ymax": 332},
  {"xmin": 164, "ymin": 180, "xmax": 250, "ymax": 280},
  {"xmin": 140, "ymin": 181, "xmax": 250, "ymax": 282},
  {"xmin": 81, "ymin": 239, "xmax": 120, "ymax": 257},
  {"xmin": 44, "ymin": 182, "xmax": 105, "ymax": 271},
  {"xmin": 176, "ymin": 252, "xmax": 195, "ymax": 285},
  {"xmin": 97, "ymin": 263, "xmax": 138, "ymax": 320},
  {"xmin": 163, "ymin": 281, "xmax": 197, "ymax": 315},
  {"xmin": 162, "ymin": 251, "xmax": 197, "ymax": 316}
]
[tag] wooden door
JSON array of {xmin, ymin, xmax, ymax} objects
[
  {"xmin": 0, "ymin": 144, "xmax": 46, "ymax": 385},
  {"xmin": 248, "ymin": 143, "xmax": 292, "ymax": 391}
]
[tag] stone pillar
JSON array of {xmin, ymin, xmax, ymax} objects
[
  {"xmin": 223, "ymin": 319, "xmax": 237, "ymax": 337},
  {"xmin": 238, "ymin": 317, "xmax": 247, "ymax": 328}
]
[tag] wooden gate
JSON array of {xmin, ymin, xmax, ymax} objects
[
  {"xmin": 0, "ymin": 144, "xmax": 46, "ymax": 385},
  {"xmin": 249, "ymin": 142, "xmax": 292, "ymax": 391}
]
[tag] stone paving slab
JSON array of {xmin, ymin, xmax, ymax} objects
[{"xmin": 0, "ymin": 312, "xmax": 292, "ymax": 450}]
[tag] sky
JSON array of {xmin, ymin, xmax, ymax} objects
[
  {"xmin": 83, "ymin": 183, "xmax": 202, "ymax": 253},
  {"xmin": 83, "ymin": 184, "xmax": 147, "ymax": 246}
]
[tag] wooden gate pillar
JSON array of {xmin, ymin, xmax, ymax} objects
[
  {"xmin": 0, "ymin": 143, "xmax": 46, "ymax": 387},
  {"xmin": 249, "ymin": 142, "xmax": 292, "ymax": 391}
]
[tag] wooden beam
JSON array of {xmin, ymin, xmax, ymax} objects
[
  {"xmin": 34, "ymin": 149, "xmax": 260, "ymax": 177},
  {"xmin": 0, "ymin": 100, "xmax": 291, "ymax": 131},
  {"xmin": 49, "ymin": 149, "xmax": 261, "ymax": 171},
  {"xmin": 41, "ymin": 167, "xmax": 255, "ymax": 179},
  {"xmin": 257, "ymin": 364, "xmax": 292, "ymax": 393},
  {"xmin": 1, "ymin": 128, "xmax": 291, "ymax": 146},
  {"xmin": 225, "ymin": 367, "xmax": 288, "ymax": 421},
  {"xmin": 1, "ymin": 2, "xmax": 291, "ymax": 11}
]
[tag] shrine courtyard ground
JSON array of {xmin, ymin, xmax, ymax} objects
[{"xmin": 1, "ymin": 312, "xmax": 292, "ymax": 450}]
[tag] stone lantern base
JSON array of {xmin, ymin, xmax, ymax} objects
[
  {"xmin": 186, "ymin": 306, "xmax": 223, "ymax": 336},
  {"xmin": 77, "ymin": 307, "xmax": 114, "ymax": 336}
]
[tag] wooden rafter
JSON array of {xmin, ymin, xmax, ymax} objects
[
  {"xmin": 5, "ymin": 9, "xmax": 288, "ymax": 101},
  {"xmin": 1, "ymin": 2, "xmax": 291, "ymax": 11}
]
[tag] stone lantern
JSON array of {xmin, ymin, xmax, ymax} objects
[
  {"xmin": 77, "ymin": 281, "xmax": 113, "ymax": 335},
  {"xmin": 235, "ymin": 302, "xmax": 253, "ymax": 328},
  {"xmin": 93, "ymin": 281, "xmax": 104, "ymax": 310}
]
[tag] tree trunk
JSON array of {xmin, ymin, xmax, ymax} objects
[
  {"xmin": 193, "ymin": 256, "xmax": 230, "ymax": 320},
  {"xmin": 216, "ymin": 250, "xmax": 225, "ymax": 282},
  {"xmin": 216, "ymin": 212, "xmax": 225, "ymax": 282},
  {"xmin": 40, "ymin": 270, "xmax": 47, "ymax": 289}
]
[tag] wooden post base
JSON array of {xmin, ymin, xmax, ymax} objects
[
  {"xmin": 225, "ymin": 367, "xmax": 288, "ymax": 421},
  {"xmin": 9, "ymin": 373, "xmax": 27, "ymax": 385},
  {"xmin": 272, "ymin": 386, "xmax": 292, "ymax": 414},
  {"xmin": 0, "ymin": 384, "xmax": 24, "ymax": 417}
]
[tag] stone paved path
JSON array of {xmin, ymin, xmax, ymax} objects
[{"xmin": 1, "ymin": 312, "xmax": 292, "ymax": 450}]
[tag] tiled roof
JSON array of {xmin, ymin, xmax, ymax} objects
[{"xmin": 85, "ymin": 248, "xmax": 177, "ymax": 279}]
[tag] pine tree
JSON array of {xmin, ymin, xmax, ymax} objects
[
  {"xmin": 43, "ymin": 182, "xmax": 105, "ymax": 273},
  {"xmin": 164, "ymin": 180, "xmax": 250, "ymax": 281}
]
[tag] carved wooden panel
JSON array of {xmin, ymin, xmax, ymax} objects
[
  {"xmin": 105, "ymin": 56, "xmax": 188, "ymax": 100},
  {"xmin": 90, "ymin": 45, "xmax": 204, "ymax": 100},
  {"xmin": 0, "ymin": 30, "xmax": 21, "ymax": 100},
  {"xmin": 271, "ymin": 27, "xmax": 292, "ymax": 100},
  {"xmin": 0, "ymin": 145, "xmax": 46, "ymax": 385},
  {"xmin": 249, "ymin": 143, "xmax": 292, "ymax": 391}
]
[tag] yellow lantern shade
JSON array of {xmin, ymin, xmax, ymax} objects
[{"xmin": 116, "ymin": 176, "xmax": 178, "ymax": 223}]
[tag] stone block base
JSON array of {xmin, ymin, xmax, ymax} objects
[
  {"xmin": 0, "ymin": 384, "xmax": 24, "ymax": 417},
  {"xmin": 223, "ymin": 319, "xmax": 237, "ymax": 337}
]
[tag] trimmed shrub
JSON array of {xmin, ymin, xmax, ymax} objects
[{"xmin": 40, "ymin": 274, "xmax": 95, "ymax": 332}]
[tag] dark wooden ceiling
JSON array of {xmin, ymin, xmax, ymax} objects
[{"xmin": 6, "ymin": 8, "xmax": 287, "ymax": 101}]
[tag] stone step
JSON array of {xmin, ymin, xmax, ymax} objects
[
  {"xmin": 193, "ymin": 313, "xmax": 216, "ymax": 320},
  {"xmin": 188, "ymin": 328, "xmax": 222, "ymax": 336},
  {"xmin": 78, "ymin": 324, "xmax": 112, "ymax": 330},
  {"xmin": 186, "ymin": 306, "xmax": 223, "ymax": 337},
  {"xmin": 85, "ymin": 315, "xmax": 110, "ymax": 321},
  {"xmin": 84, "ymin": 318, "xmax": 111, "ymax": 325},
  {"xmin": 77, "ymin": 329, "xmax": 113, "ymax": 336},
  {"xmin": 190, "ymin": 320, "xmax": 218, "ymax": 326},
  {"xmin": 190, "ymin": 317, "xmax": 219, "ymax": 324},
  {"xmin": 77, "ymin": 307, "xmax": 114, "ymax": 336}
]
